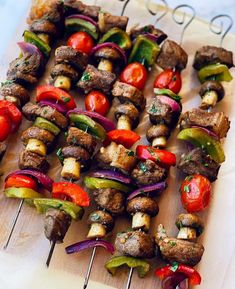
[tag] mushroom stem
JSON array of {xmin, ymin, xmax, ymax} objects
[
  {"xmin": 132, "ymin": 212, "xmax": 151, "ymax": 232},
  {"xmin": 4, "ymin": 95, "xmax": 19, "ymax": 107},
  {"xmin": 98, "ymin": 59, "xmax": 113, "ymax": 72},
  {"xmin": 37, "ymin": 33, "xmax": 50, "ymax": 45},
  {"xmin": 177, "ymin": 227, "xmax": 197, "ymax": 241},
  {"xmin": 61, "ymin": 157, "xmax": 81, "ymax": 180},
  {"xmin": 200, "ymin": 90, "xmax": 218, "ymax": 110},
  {"xmin": 87, "ymin": 223, "xmax": 106, "ymax": 239},
  {"xmin": 26, "ymin": 138, "xmax": 47, "ymax": 156},
  {"xmin": 117, "ymin": 115, "xmax": 132, "ymax": 130},
  {"xmin": 152, "ymin": 136, "xmax": 167, "ymax": 148},
  {"xmin": 54, "ymin": 75, "xmax": 71, "ymax": 91}
]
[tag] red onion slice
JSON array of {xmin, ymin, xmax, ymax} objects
[
  {"xmin": 17, "ymin": 41, "xmax": 44, "ymax": 64},
  {"xmin": 127, "ymin": 182, "xmax": 167, "ymax": 200},
  {"xmin": 191, "ymin": 126, "xmax": 219, "ymax": 140},
  {"xmin": 158, "ymin": 95, "xmax": 181, "ymax": 112},
  {"xmin": 89, "ymin": 170, "xmax": 132, "ymax": 184},
  {"xmin": 39, "ymin": 100, "xmax": 68, "ymax": 115},
  {"xmin": 66, "ymin": 14, "xmax": 98, "ymax": 27},
  {"xmin": 65, "ymin": 239, "xmax": 115, "ymax": 254},
  {"xmin": 162, "ymin": 273, "xmax": 188, "ymax": 289}
]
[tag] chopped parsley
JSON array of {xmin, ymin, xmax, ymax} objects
[
  {"xmin": 56, "ymin": 148, "xmax": 64, "ymax": 163},
  {"xmin": 170, "ymin": 262, "xmax": 179, "ymax": 272},
  {"xmin": 91, "ymin": 213, "xmax": 100, "ymax": 221},
  {"xmin": 61, "ymin": 96, "xmax": 71, "ymax": 103},
  {"xmin": 72, "ymin": 136, "xmax": 77, "ymax": 144},
  {"xmin": 172, "ymin": 75, "xmax": 177, "ymax": 81},
  {"xmin": 1, "ymin": 80, "xmax": 13, "ymax": 87},
  {"xmin": 143, "ymin": 26, "xmax": 150, "ymax": 33},
  {"xmin": 185, "ymin": 175, "xmax": 193, "ymax": 181},
  {"xmin": 64, "ymin": 131, "xmax": 68, "ymax": 138},
  {"xmin": 147, "ymin": 147, "xmax": 160, "ymax": 162},
  {"xmin": 204, "ymin": 163, "xmax": 209, "ymax": 167},
  {"xmin": 183, "ymin": 185, "xmax": 190, "ymax": 193},
  {"xmin": 127, "ymin": 150, "xmax": 135, "ymax": 157},
  {"xmin": 149, "ymin": 104, "xmax": 159, "ymax": 114},
  {"xmin": 81, "ymin": 72, "xmax": 91, "ymax": 82},
  {"xmin": 140, "ymin": 162, "xmax": 148, "ymax": 173},
  {"xmin": 184, "ymin": 155, "xmax": 192, "ymax": 161},
  {"xmin": 169, "ymin": 240, "xmax": 177, "ymax": 247}
]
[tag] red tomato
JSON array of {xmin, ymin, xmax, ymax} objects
[
  {"xmin": 85, "ymin": 91, "xmax": 110, "ymax": 116},
  {"xmin": 120, "ymin": 62, "xmax": 147, "ymax": 90},
  {"xmin": 180, "ymin": 174, "xmax": 211, "ymax": 213},
  {"xmin": 5, "ymin": 174, "xmax": 38, "ymax": 190},
  {"xmin": 0, "ymin": 114, "xmax": 11, "ymax": 142},
  {"xmin": 154, "ymin": 69, "xmax": 182, "ymax": 94},
  {"xmin": 0, "ymin": 100, "xmax": 22, "ymax": 132},
  {"xmin": 67, "ymin": 32, "xmax": 94, "ymax": 55}
]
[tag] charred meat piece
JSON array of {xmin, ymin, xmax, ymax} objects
[
  {"xmin": 7, "ymin": 53, "xmax": 42, "ymax": 85},
  {"xmin": 157, "ymin": 40, "xmax": 188, "ymax": 71},
  {"xmin": 178, "ymin": 147, "xmax": 220, "ymax": 182},
  {"xmin": 98, "ymin": 12, "xmax": 129, "ymax": 34},
  {"xmin": 114, "ymin": 102, "xmax": 139, "ymax": 129},
  {"xmin": 179, "ymin": 108, "xmax": 230, "ymax": 139},
  {"xmin": 77, "ymin": 65, "xmax": 116, "ymax": 95},
  {"xmin": 193, "ymin": 45, "xmax": 234, "ymax": 70},
  {"xmin": 0, "ymin": 143, "xmax": 7, "ymax": 161},
  {"xmin": 44, "ymin": 208, "xmax": 72, "ymax": 243},
  {"xmin": 64, "ymin": 0, "xmax": 100, "ymax": 19},
  {"xmin": 93, "ymin": 188, "xmax": 125, "ymax": 216},
  {"xmin": 115, "ymin": 230, "xmax": 155, "ymax": 258},
  {"xmin": 61, "ymin": 146, "xmax": 90, "ymax": 164},
  {"xmin": 22, "ymin": 102, "xmax": 68, "ymax": 129},
  {"xmin": 130, "ymin": 25, "xmax": 167, "ymax": 44},
  {"xmin": 147, "ymin": 97, "xmax": 179, "ymax": 127},
  {"xmin": 96, "ymin": 142, "xmax": 137, "ymax": 174},
  {"xmin": 66, "ymin": 127, "xmax": 96, "ymax": 154},
  {"xmin": 87, "ymin": 210, "xmax": 114, "ymax": 238},
  {"xmin": 51, "ymin": 63, "xmax": 80, "ymax": 83},
  {"xmin": 0, "ymin": 82, "xmax": 29, "ymax": 107},
  {"xmin": 55, "ymin": 46, "xmax": 88, "ymax": 71},
  {"xmin": 30, "ymin": 19, "xmax": 58, "ymax": 37},
  {"xmin": 21, "ymin": 126, "xmax": 55, "ymax": 147},
  {"xmin": 131, "ymin": 159, "xmax": 167, "ymax": 186},
  {"xmin": 112, "ymin": 81, "xmax": 146, "ymax": 111},
  {"xmin": 19, "ymin": 150, "xmax": 49, "ymax": 172}
]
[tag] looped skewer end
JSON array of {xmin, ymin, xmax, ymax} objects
[
  {"xmin": 146, "ymin": 0, "xmax": 169, "ymax": 24},
  {"xmin": 172, "ymin": 4, "xmax": 196, "ymax": 45},
  {"xmin": 209, "ymin": 14, "xmax": 233, "ymax": 47},
  {"xmin": 119, "ymin": 0, "xmax": 131, "ymax": 16}
]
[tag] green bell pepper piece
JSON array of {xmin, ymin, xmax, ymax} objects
[
  {"xmin": 84, "ymin": 177, "xmax": 131, "ymax": 193},
  {"xmin": 65, "ymin": 18, "xmax": 99, "ymax": 40},
  {"xmin": 154, "ymin": 88, "xmax": 182, "ymax": 103},
  {"xmin": 99, "ymin": 27, "xmax": 132, "ymax": 50},
  {"xmin": 198, "ymin": 63, "xmax": 233, "ymax": 83},
  {"xmin": 105, "ymin": 256, "xmax": 150, "ymax": 278},
  {"xmin": 34, "ymin": 117, "xmax": 61, "ymax": 136},
  {"xmin": 69, "ymin": 113, "xmax": 106, "ymax": 140},
  {"xmin": 4, "ymin": 187, "xmax": 42, "ymax": 199},
  {"xmin": 23, "ymin": 30, "xmax": 51, "ymax": 58},
  {"xmin": 32, "ymin": 198, "xmax": 84, "ymax": 220},
  {"xmin": 177, "ymin": 128, "xmax": 225, "ymax": 163},
  {"xmin": 128, "ymin": 35, "xmax": 160, "ymax": 69}
]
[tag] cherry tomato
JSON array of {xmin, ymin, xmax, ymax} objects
[
  {"xmin": 85, "ymin": 91, "xmax": 110, "ymax": 116},
  {"xmin": 180, "ymin": 174, "xmax": 211, "ymax": 213},
  {"xmin": 5, "ymin": 174, "xmax": 38, "ymax": 190},
  {"xmin": 0, "ymin": 114, "xmax": 11, "ymax": 142},
  {"xmin": 67, "ymin": 31, "xmax": 94, "ymax": 55},
  {"xmin": 154, "ymin": 69, "xmax": 182, "ymax": 94},
  {"xmin": 120, "ymin": 62, "xmax": 147, "ymax": 90}
]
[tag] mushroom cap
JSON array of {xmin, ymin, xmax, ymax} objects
[
  {"xmin": 87, "ymin": 210, "xmax": 114, "ymax": 232},
  {"xmin": 94, "ymin": 46, "xmax": 123, "ymax": 62},
  {"xmin": 21, "ymin": 126, "xmax": 55, "ymax": 147},
  {"xmin": 199, "ymin": 80, "xmax": 225, "ymax": 102},
  {"xmin": 146, "ymin": 124, "xmax": 170, "ymax": 142},
  {"xmin": 127, "ymin": 196, "xmax": 159, "ymax": 217},
  {"xmin": 114, "ymin": 102, "xmax": 139, "ymax": 129},
  {"xmin": 175, "ymin": 213, "xmax": 204, "ymax": 237},
  {"xmin": 51, "ymin": 63, "xmax": 79, "ymax": 82}
]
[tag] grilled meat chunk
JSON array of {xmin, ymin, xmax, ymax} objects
[
  {"xmin": 96, "ymin": 142, "xmax": 137, "ymax": 174},
  {"xmin": 179, "ymin": 108, "xmax": 230, "ymax": 139},
  {"xmin": 88, "ymin": 210, "xmax": 114, "ymax": 232},
  {"xmin": 130, "ymin": 25, "xmax": 167, "ymax": 44},
  {"xmin": 7, "ymin": 53, "xmax": 42, "ymax": 85},
  {"xmin": 93, "ymin": 188, "xmax": 125, "ymax": 215},
  {"xmin": 21, "ymin": 126, "xmax": 55, "ymax": 147},
  {"xmin": 22, "ymin": 102, "xmax": 68, "ymax": 129},
  {"xmin": 19, "ymin": 150, "xmax": 49, "ymax": 172},
  {"xmin": 77, "ymin": 65, "xmax": 116, "ymax": 95},
  {"xmin": 114, "ymin": 102, "xmax": 139, "ymax": 129},
  {"xmin": 193, "ymin": 45, "xmax": 234, "ymax": 70},
  {"xmin": 61, "ymin": 146, "xmax": 90, "ymax": 164},
  {"xmin": 66, "ymin": 127, "xmax": 96, "ymax": 154},
  {"xmin": 115, "ymin": 231, "xmax": 155, "ymax": 258},
  {"xmin": 0, "ymin": 82, "xmax": 29, "ymax": 107},
  {"xmin": 64, "ymin": 0, "xmax": 100, "ymax": 19},
  {"xmin": 157, "ymin": 237, "xmax": 204, "ymax": 266},
  {"xmin": 51, "ymin": 63, "xmax": 79, "ymax": 83},
  {"xmin": 147, "ymin": 97, "xmax": 180, "ymax": 127},
  {"xmin": 157, "ymin": 40, "xmax": 188, "ymax": 71},
  {"xmin": 98, "ymin": 12, "xmax": 129, "ymax": 33},
  {"xmin": 127, "ymin": 197, "xmax": 159, "ymax": 217},
  {"xmin": 178, "ymin": 147, "xmax": 220, "ymax": 182},
  {"xmin": 0, "ymin": 143, "xmax": 7, "ymax": 161},
  {"xmin": 131, "ymin": 159, "xmax": 167, "ymax": 186},
  {"xmin": 55, "ymin": 46, "xmax": 88, "ymax": 71},
  {"xmin": 44, "ymin": 208, "xmax": 71, "ymax": 243},
  {"xmin": 112, "ymin": 81, "xmax": 146, "ymax": 111},
  {"xmin": 30, "ymin": 19, "xmax": 58, "ymax": 37}
]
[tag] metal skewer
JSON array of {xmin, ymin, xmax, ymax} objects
[
  {"xmin": 119, "ymin": 0, "xmax": 130, "ymax": 16},
  {"xmin": 46, "ymin": 240, "xmax": 56, "ymax": 267},
  {"xmin": 4, "ymin": 199, "xmax": 24, "ymax": 249},
  {"xmin": 146, "ymin": 0, "xmax": 168, "ymax": 25}
]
